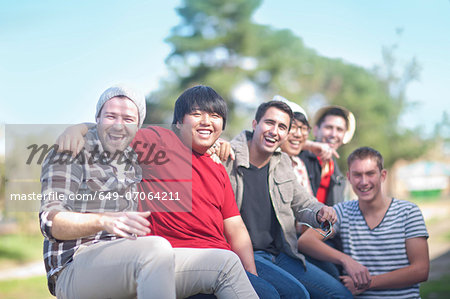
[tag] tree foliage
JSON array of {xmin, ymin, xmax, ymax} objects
[{"xmin": 146, "ymin": 0, "xmax": 430, "ymax": 169}]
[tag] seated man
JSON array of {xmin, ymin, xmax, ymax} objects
[
  {"xmin": 224, "ymin": 100, "xmax": 352, "ymax": 299},
  {"xmin": 135, "ymin": 85, "xmax": 265, "ymax": 298},
  {"xmin": 298, "ymin": 146, "xmax": 429, "ymax": 297},
  {"xmin": 40, "ymin": 85, "xmax": 177, "ymax": 298},
  {"xmin": 56, "ymin": 86, "xmax": 267, "ymax": 298}
]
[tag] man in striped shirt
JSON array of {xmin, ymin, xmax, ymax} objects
[{"xmin": 298, "ymin": 146, "xmax": 429, "ymax": 298}]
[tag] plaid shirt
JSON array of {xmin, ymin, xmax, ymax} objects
[{"xmin": 39, "ymin": 127, "xmax": 142, "ymax": 295}]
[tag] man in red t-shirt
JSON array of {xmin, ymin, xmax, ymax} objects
[
  {"xmin": 135, "ymin": 86, "xmax": 277, "ymax": 298},
  {"xmin": 54, "ymin": 86, "xmax": 262, "ymax": 298}
]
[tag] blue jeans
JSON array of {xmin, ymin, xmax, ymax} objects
[
  {"xmin": 247, "ymin": 271, "xmax": 280, "ymax": 299},
  {"xmin": 254, "ymin": 251, "xmax": 352, "ymax": 299},
  {"xmin": 305, "ymin": 237, "xmax": 342, "ymax": 280}
]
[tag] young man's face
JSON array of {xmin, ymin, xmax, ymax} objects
[
  {"xmin": 178, "ymin": 109, "xmax": 223, "ymax": 154},
  {"xmin": 252, "ymin": 107, "xmax": 290, "ymax": 155},
  {"xmin": 96, "ymin": 97, "xmax": 139, "ymax": 153},
  {"xmin": 347, "ymin": 157, "xmax": 386, "ymax": 203},
  {"xmin": 280, "ymin": 119, "xmax": 309, "ymax": 157},
  {"xmin": 313, "ymin": 115, "xmax": 347, "ymax": 150}
]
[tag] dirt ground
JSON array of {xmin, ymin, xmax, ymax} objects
[{"xmin": 417, "ymin": 197, "xmax": 450, "ymax": 280}]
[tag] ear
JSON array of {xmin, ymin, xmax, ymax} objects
[
  {"xmin": 96, "ymin": 117, "xmax": 100, "ymax": 124},
  {"xmin": 313, "ymin": 125, "xmax": 319, "ymax": 138},
  {"xmin": 380, "ymin": 169, "xmax": 387, "ymax": 182},
  {"xmin": 346, "ymin": 171, "xmax": 350, "ymax": 181},
  {"xmin": 252, "ymin": 119, "xmax": 257, "ymax": 131}
]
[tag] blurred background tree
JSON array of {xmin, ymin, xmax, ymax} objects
[{"xmin": 145, "ymin": 0, "xmax": 431, "ymax": 170}]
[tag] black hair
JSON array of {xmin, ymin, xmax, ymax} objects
[
  {"xmin": 316, "ymin": 107, "xmax": 348, "ymax": 129},
  {"xmin": 254, "ymin": 101, "xmax": 293, "ymax": 128},
  {"xmin": 293, "ymin": 112, "xmax": 309, "ymax": 128},
  {"xmin": 347, "ymin": 146, "xmax": 384, "ymax": 171},
  {"xmin": 172, "ymin": 85, "xmax": 227, "ymax": 130}
]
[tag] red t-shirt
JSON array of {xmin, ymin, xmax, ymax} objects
[{"xmin": 132, "ymin": 126, "xmax": 240, "ymax": 250}]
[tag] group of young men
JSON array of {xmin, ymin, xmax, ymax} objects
[{"xmin": 39, "ymin": 84, "xmax": 429, "ymax": 298}]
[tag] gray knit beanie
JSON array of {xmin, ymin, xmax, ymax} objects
[{"xmin": 96, "ymin": 85, "xmax": 146, "ymax": 127}]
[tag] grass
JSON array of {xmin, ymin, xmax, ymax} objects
[
  {"xmin": 0, "ymin": 233, "xmax": 43, "ymax": 269},
  {"xmin": 409, "ymin": 196, "xmax": 444, "ymax": 206},
  {"xmin": 0, "ymin": 270, "xmax": 448, "ymax": 299},
  {"xmin": 420, "ymin": 274, "xmax": 450, "ymax": 299},
  {"xmin": 0, "ymin": 275, "xmax": 53, "ymax": 299}
]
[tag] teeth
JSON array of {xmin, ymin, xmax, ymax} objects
[
  {"xmin": 198, "ymin": 130, "xmax": 211, "ymax": 135},
  {"xmin": 109, "ymin": 134, "xmax": 124, "ymax": 140},
  {"xmin": 265, "ymin": 137, "xmax": 276, "ymax": 143},
  {"xmin": 359, "ymin": 187, "xmax": 371, "ymax": 192},
  {"xmin": 290, "ymin": 140, "xmax": 300, "ymax": 145}
]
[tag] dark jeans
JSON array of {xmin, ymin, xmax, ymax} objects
[
  {"xmin": 254, "ymin": 251, "xmax": 352, "ymax": 299},
  {"xmin": 305, "ymin": 238, "xmax": 342, "ymax": 280}
]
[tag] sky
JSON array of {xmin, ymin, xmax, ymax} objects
[{"xmin": 1, "ymin": 0, "xmax": 450, "ymax": 156}]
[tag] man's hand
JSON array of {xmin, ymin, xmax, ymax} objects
[
  {"xmin": 341, "ymin": 274, "xmax": 370, "ymax": 295},
  {"xmin": 99, "ymin": 211, "xmax": 151, "ymax": 240},
  {"xmin": 56, "ymin": 124, "xmax": 89, "ymax": 156},
  {"xmin": 340, "ymin": 255, "xmax": 371, "ymax": 291},
  {"xmin": 307, "ymin": 141, "xmax": 339, "ymax": 162},
  {"xmin": 207, "ymin": 138, "xmax": 235, "ymax": 163},
  {"xmin": 340, "ymin": 275, "xmax": 369, "ymax": 295},
  {"xmin": 316, "ymin": 205, "xmax": 337, "ymax": 224}
]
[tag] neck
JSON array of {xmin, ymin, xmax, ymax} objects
[
  {"xmin": 359, "ymin": 193, "xmax": 390, "ymax": 214},
  {"xmin": 248, "ymin": 139, "xmax": 271, "ymax": 168}
]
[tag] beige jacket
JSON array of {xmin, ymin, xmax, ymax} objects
[{"xmin": 224, "ymin": 131, "xmax": 324, "ymax": 263}]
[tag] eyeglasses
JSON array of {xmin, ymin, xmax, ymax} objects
[
  {"xmin": 297, "ymin": 208, "xmax": 333, "ymax": 239},
  {"xmin": 290, "ymin": 124, "xmax": 310, "ymax": 134}
]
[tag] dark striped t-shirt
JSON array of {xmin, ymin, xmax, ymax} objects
[{"xmin": 334, "ymin": 198, "xmax": 428, "ymax": 299}]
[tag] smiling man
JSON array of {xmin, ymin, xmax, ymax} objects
[
  {"xmin": 224, "ymin": 100, "xmax": 351, "ymax": 299},
  {"xmin": 298, "ymin": 147, "xmax": 429, "ymax": 298},
  {"xmin": 300, "ymin": 106, "xmax": 356, "ymax": 206},
  {"xmin": 39, "ymin": 85, "xmax": 178, "ymax": 298},
  {"xmin": 44, "ymin": 85, "xmax": 260, "ymax": 299},
  {"xmin": 136, "ymin": 85, "xmax": 261, "ymax": 298}
]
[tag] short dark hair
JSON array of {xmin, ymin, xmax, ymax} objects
[
  {"xmin": 172, "ymin": 85, "xmax": 227, "ymax": 129},
  {"xmin": 347, "ymin": 146, "xmax": 384, "ymax": 171},
  {"xmin": 254, "ymin": 101, "xmax": 293, "ymax": 128},
  {"xmin": 316, "ymin": 107, "xmax": 348, "ymax": 129},
  {"xmin": 293, "ymin": 112, "xmax": 309, "ymax": 128}
]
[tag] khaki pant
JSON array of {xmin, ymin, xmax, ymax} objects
[{"xmin": 55, "ymin": 236, "xmax": 257, "ymax": 299}]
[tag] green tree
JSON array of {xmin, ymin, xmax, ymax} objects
[{"xmin": 147, "ymin": 0, "xmax": 430, "ymax": 169}]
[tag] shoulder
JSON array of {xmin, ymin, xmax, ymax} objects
[
  {"xmin": 230, "ymin": 131, "xmax": 249, "ymax": 151},
  {"xmin": 334, "ymin": 200, "xmax": 359, "ymax": 215},
  {"xmin": 278, "ymin": 151, "xmax": 293, "ymax": 165},
  {"xmin": 299, "ymin": 150, "xmax": 318, "ymax": 161},
  {"xmin": 273, "ymin": 151, "xmax": 296, "ymax": 176},
  {"xmin": 228, "ymin": 131, "xmax": 251, "ymax": 168},
  {"xmin": 391, "ymin": 198, "xmax": 422, "ymax": 214},
  {"xmin": 135, "ymin": 126, "xmax": 175, "ymax": 140},
  {"xmin": 390, "ymin": 198, "xmax": 426, "ymax": 220}
]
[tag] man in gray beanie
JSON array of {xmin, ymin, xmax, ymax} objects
[{"xmin": 39, "ymin": 85, "xmax": 179, "ymax": 298}]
